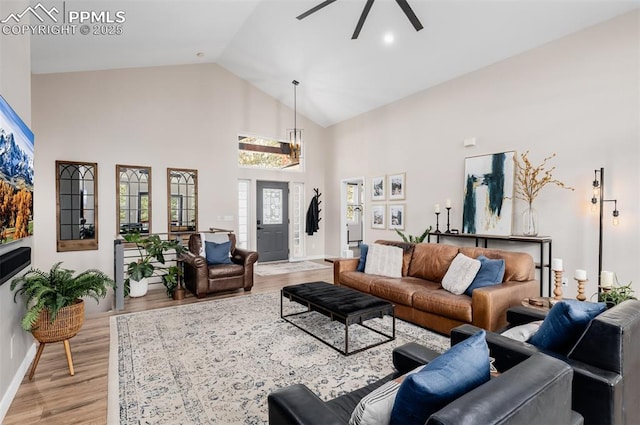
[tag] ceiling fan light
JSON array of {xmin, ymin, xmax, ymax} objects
[{"xmin": 299, "ymin": 0, "xmax": 423, "ymax": 39}]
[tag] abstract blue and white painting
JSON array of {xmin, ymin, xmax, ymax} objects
[
  {"xmin": 0, "ymin": 95, "xmax": 34, "ymax": 244},
  {"xmin": 462, "ymin": 152, "xmax": 514, "ymax": 236}
]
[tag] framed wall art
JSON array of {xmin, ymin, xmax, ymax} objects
[
  {"xmin": 371, "ymin": 204, "xmax": 385, "ymax": 229},
  {"xmin": 0, "ymin": 95, "xmax": 34, "ymax": 245},
  {"xmin": 388, "ymin": 204, "xmax": 405, "ymax": 230},
  {"xmin": 388, "ymin": 172, "xmax": 406, "ymax": 200},
  {"xmin": 462, "ymin": 151, "xmax": 515, "ymax": 236},
  {"xmin": 371, "ymin": 176, "xmax": 385, "ymax": 201}
]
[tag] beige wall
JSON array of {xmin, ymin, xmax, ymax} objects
[
  {"xmin": 0, "ymin": 0, "xmax": 35, "ymax": 418},
  {"xmin": 32, "ymin": 63, "xmax": 327, "ymax": 312},
  {"xmin": 326, "ymin": 11, "xmax": 640, "ymax": 299}
]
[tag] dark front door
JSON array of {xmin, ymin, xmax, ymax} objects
[{"xmin": 256, "ymin": 180, "xmax": 289, "ymax": 262}]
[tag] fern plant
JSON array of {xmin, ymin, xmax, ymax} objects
[
  {"xmin": 11, "ymin": 262, "xmax": 114, "ymax": 331},
  {"xmin": 395, "ymin": 226, "xmax": 432, "ymax": 243}
]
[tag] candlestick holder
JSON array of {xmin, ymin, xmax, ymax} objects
[
  {"xmin": 574, "ymin": 278, "xmax": 587, "ymax": 301},
  {"xmin": 445, "ymin": 207, "xmax": 452, "ymax": 233},
  {"xmin": 434, "ymin": 212, "xmax": 441, "ymax": 234},
  {"xmin": 553, "ymin": 269, "xmax": 563, "ymax": 300}
]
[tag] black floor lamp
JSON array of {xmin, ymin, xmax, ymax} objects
[{"xmin": 591, "ymin": 168, "xmax": 620, "ymax": 291}]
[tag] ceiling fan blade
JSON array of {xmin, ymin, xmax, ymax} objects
[
  {"xmin": 352, "ymin": 0, "xmax": 375, "ymax": 39},
  {"xmin": 395, "ymin": 0, "xmax": 423, "ymax": 31},
  {"xmin": 297, "ymin": 0, "xmax": 338, "ymax": 20}
]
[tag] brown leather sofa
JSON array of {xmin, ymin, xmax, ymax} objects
[
  {"xmin": 181, "ymin": 233, "xmax": 258, "ymax": 298},
  {"xmin": 333, "ymin": 240, "xmax": 538, "ymax": 335}
]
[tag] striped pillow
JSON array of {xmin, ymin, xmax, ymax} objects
[
  {"xmin": 349, "ymin": 381, "xmax": 400, "ymax": 425},
  {"xmin": 349, "ymin": 365, "xmax": 426, "ymax": 425}
]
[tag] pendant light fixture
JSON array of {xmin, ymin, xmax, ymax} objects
[{"xmin": 288, "ymin": 80, "xmax": 302, "ymax": 161}]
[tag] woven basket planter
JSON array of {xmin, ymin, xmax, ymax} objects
[{"xmin": 31, "ymin": 299, "xmax": 85, "ymax": 344}]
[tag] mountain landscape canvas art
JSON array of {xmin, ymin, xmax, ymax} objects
[{"xmin": 0, "ymin": 95, "xmax": 34, "ymax": 244}]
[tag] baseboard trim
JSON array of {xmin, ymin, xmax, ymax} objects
[
  {"xmin": 286, "ymin": 255, "xmax": 326, "ymax": 262},
  {"xmin": 0, "ymin": 342, "xmax": 36, "ymax": 423},
  {"xmin": 324, "ymin": 253, "xmax": 341, "ymax": 260},
  {"xmin": 303, "ymin": 254, "xmax": 326, "ymax": 261}
]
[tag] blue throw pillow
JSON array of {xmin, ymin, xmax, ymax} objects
[
  {"xmin": 464, "ymin": 255, "xmax": 506, "ymax": 296},
  {"xmin": 390, "ymin": 330, "xmax": 490, "ymax": 425},
  {"xmin": 357, "ymin": 244, "xmax": 369, "ymax": 272},
  {"xmin": 528, "ymin": 300, "xmax": 606, "ymax": 354},
  {"xmin": 204, "ymin": 240, "xmax": 233, "ymax": 265}
]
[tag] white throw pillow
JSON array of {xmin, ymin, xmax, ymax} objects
[
  {"xmin": 198, "ymin": 232, "xmax": 230, "ymax": 257},
  {"xmin": 349, "ymin": 380, "xmax": 400, "ymax": 425},
  {"xmin": 441, "ymin": 253, "xmax": 481, "ymax": 295},
  {"xmin": 349, "ymin": 365, "xmax": 426, "ymax": 425},
  {"xmin": 501, "ymin": 321, "xmax": 544, "ymax": 342},
  {"xmin": 364, "ymin": 244, "xmax": 403, "ymax": 278}
]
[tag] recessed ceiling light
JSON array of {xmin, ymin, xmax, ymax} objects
[
  {"xmin": 196, "ymin": 52, "xmax": 205, "ymax": 58},
  {"xmin": 383, "ymin": 32, "xmax": 395, "ymax": 45}
]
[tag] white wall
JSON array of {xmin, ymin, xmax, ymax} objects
[
  {"xmin": 0, "ymin": 0, "xmax": 37, "ymax": 419},
  {"xmin": 326, "ymin": 11, "xmax": 640, "ymax": 300},
  {"xmin": 32, "ymin": 63, "xmax": 327, "ymax": 313}
]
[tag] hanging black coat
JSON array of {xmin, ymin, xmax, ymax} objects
[{"xmin": 306, "ymin": 195, "xmax": 320, "ymax": 235}]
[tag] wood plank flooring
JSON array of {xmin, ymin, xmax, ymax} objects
[{"xmin": 3, "ymin": 264, "xmax": 333, "ymax": 425}]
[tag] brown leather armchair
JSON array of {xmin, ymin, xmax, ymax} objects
[{"xmin": 181, "ymin": 233, "xmax": 258, "ymax": 298}]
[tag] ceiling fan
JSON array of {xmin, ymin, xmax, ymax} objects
[{"xmin": 296, "ymin": 0, "xmax": 424, "ymax": 40}]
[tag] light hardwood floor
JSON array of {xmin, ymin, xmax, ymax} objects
[{"xmin": 3, "ymin": 265, "xmax": 333, "ymax": 425}]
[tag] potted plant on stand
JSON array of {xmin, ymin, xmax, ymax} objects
[
  {"xmin": 123, "ymin": 232, "xmax": 185, "ymax": 298},
  {"xmin": 10, "ymin": 262, "xmax": 114, "ymax": 379}
]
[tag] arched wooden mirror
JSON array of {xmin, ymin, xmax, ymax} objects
[
  {"xmin": 167, "ymin": 168, "xmax": 197, "ymax": 235},
  {"xmin": 116, "ymin": 165, "xmax": 151, "ymax": 235},
  {"xmin": 56, "ymin": 161, "xmax": 98, "ymax": 251}
]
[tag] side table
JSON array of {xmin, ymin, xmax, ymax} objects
[
  {"xmin": 521, "ymin": 297, "xmax": 559, "ymax": 311},
  {"xmin": 173, "ymin": 257, "xmax": 186, "ymax": 300}
]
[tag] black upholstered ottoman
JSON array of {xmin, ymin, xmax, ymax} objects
[{"xmin": 281, "ymin": 281, "xmax": 395, "ymax": 355}]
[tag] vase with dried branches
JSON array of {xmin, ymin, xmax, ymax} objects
[{"xmin": 514, "ymin": 151, "xmax": 574, "ymax": 236}]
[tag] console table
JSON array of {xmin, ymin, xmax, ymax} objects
[{"xmin": 427, "ymin": 233, "xmax": 552, "ymax": 297}]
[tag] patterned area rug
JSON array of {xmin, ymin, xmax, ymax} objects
[
  {"xmin": 108, "ymin": 292, "xmax": 449, "ymax": 424},
  {"xmin": 254, "ymin": 260, "xmax": 331, "ymax": 276}
]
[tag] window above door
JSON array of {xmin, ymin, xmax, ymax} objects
[{"xmin": 237, "ymin": 134, "xmax": 301, "ymax": 170}]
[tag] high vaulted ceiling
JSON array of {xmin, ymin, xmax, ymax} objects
[{"xmin": 29, "ymin": 0, "xmax": 639, "ymax": 127}]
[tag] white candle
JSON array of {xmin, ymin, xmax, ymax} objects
[
  {"xmin": 446, "ymin": 199, "xmax": 451, "ymax": 208},
  {"xmin": 575, "ymin": 269, "xmax": 587, "ymax": 280},
  {"xmin": 551, "ymin": 258, "xmax": 563, "ymax": 271},
  {"xmin": 601, "ymin": 271, "xmax": 614, "ymax": 288},
  {"xmin": 434, "ymin": 204, "xmax": 440, "ymax": 213}
]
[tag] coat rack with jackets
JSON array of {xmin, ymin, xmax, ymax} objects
[{"xmin": 306, "ymin": 188, "xmax": 321, "ymax": 235}]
